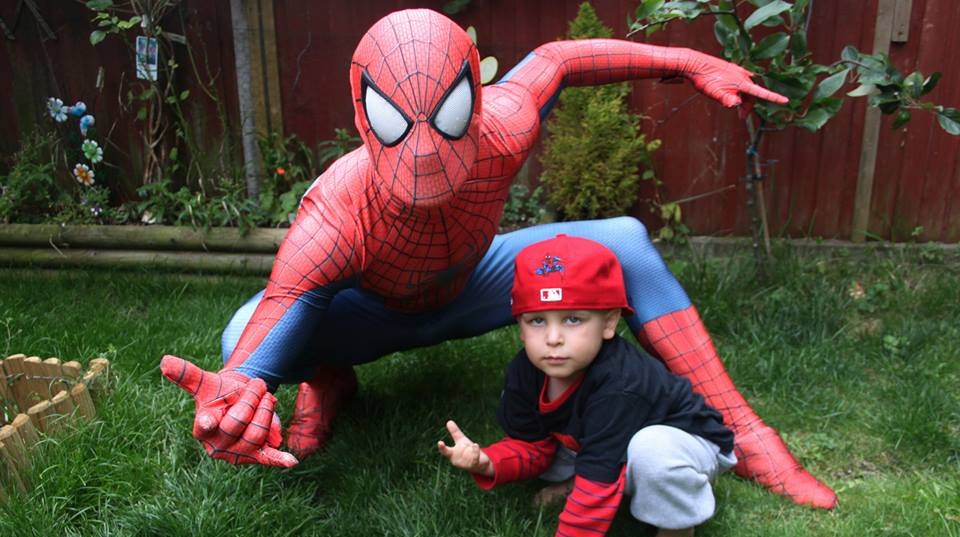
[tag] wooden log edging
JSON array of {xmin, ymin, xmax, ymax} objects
[
  {"xmin": 0, "ymin": 247, "xmax": 277, "ymax": 275},
  {"xmin": 0, "ymin": 224, "xmax": 287, "ymax": 253},
  {"xmin": 0, "ymin": 354, "xmax": 110, "ymax": 501},
  {"xmin": 0, "ymin": 224, "xmax": 957, "ymax": 276},
  {"xmin": 0, "ymin": 224, "xmax": 286, "ymax": 275}
]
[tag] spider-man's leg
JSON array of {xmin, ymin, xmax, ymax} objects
[{"xmin": 564, "ymin": 217, "xmax": 837, "ymax": 509}]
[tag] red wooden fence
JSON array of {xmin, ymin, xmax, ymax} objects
[{"xmin": 2, "ymin": 0, "xmax": 958, "ymax": 242}]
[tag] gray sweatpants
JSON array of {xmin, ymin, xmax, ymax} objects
[{"xmin": 539, "ymin": 425, "xmax": 737, "ymax": 530}]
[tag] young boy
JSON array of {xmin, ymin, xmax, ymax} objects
[{"xmin": 437, "ymin": 234, "xmax": 736, "ymax": 537}]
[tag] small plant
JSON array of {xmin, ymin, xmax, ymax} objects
[
  {"xmin": 656, "ymin": 200, "xmax": 690, "ymax": 244},
  {"xmin": 882, "ymin": 333, "xmax": 908, "ymax": 358},
  {"xmin": 499, "ymin": 182, "xmax": 547, "ymax": 232},
  {"xmin": 316, "ymin": 128, "xmax": 361, "ymax": 170},
  {"xmin": 258, "ymin": 129, "xmax": 360, "ymax": 227},
  {"xmin": 540, "ymin": 3, "xmax": 660, "ymax": 221},
  {"xmin": 0, "ymin": 132, "xmax": 62, "ymax": 223}
]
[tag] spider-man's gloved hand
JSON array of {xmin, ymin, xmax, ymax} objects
[
  {"xmin": 160, "ymin": 355, "xmax": 298, "ymax": 468},
  {"xmin": 676, "ymin": 48, "xmax": 789, "ymax": 108}
]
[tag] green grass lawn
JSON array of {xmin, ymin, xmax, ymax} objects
[{"xmin": 0, "ymin": 249, "xmax": 958, "ymax": 536}]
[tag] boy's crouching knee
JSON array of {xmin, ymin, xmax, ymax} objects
[{"xmin": 624, "ymin": 426, "xmax": 719, "ymax": 529}]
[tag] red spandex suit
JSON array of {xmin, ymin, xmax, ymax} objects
[{"xmin": 161, "ymin": 8, "xmax": 837, "ymax": 510}]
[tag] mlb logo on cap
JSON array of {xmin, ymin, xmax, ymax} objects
[
  {"xmin": 511, "ymin": 234, "xmax": 635, "ymax": 316},
  {"xmin": 540, "ymin": 288, "xmax": 562, "ymax": 302}
]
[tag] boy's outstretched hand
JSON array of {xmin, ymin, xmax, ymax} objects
[{"xmin": 437, "ymin": 420, "xmax": 494, "ymax": 477}]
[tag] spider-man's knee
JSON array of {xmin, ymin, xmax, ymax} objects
[{"xmin": 603, "ymin": 216, "xmax": 650, "ymax": 244}]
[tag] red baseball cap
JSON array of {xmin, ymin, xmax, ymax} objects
[{"xmin": 511, "ymin": 234, "xmax": 635, "ymax": 316}]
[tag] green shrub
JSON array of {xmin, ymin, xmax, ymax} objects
[
  {"xmin": 0, "ymin": 132, "xmax": 65, "ymax": 223},
  {"xmin": 539, "ymin": 2, "xmax": 659, "ymax": 221}
]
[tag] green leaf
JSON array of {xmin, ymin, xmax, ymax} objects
[
  {"xmin": 441, "ymin": 0, "xmax": 471, "ymax": 15},
  {"xmin": 892, "ymin": 110, "xmax": 911, "ymax": 129},
  {"xmin": 794, "ymin": 107, "xmax": 833, "ymax": 131},
  {"xmin": 90, "ymin": 30, "xmax": 106, "ymax": 45},
  {"xmin": 85, "ymin": 0, "xmax": 114, "ymax": 10},
  {"xmin": 744, "ymin": 0, "xmax": 791, "ymax": 30},
  {"xmin": 818, "ymin": 97, "xmax": 843, "ymax": 117},
  {"xmin": 859, "ymin": 63, "xmax": 901, "ymax": 86},
  {"xmin": 179, "ymin": 90, "xmax": 190, "ymax": 101},
  {"xmin": 763, "ymin": 72, "xmax": 815, "ymax": 100},
  {"xmin": 921, "ymin": 72, "xmax": 941, "ymax": 96},
  {"xmin": 752, "ymin": 32, "xmax": 789, "ymax": 60},
  {"xmin": 635, "ymin": 0, "xmax": 666, "ymax": 21},
  {"xmin": 902, "ymin": 71, "xmax": 924, "ymax": 99},
  {"xmin": 136, "ymin": 107, "xmax": 147, "ymax": 121},
  {"xmin": 840, "ymin": 45, "xmax": 859, "ymax": 63},
  {"xmin": 789, "ymin": 31, "xmax": 808, "ymax": 59},
  {"xmin": 813, "ymin": 68, "xmax": 849, "ymax": 103},
  {"xmin": 936, "ymin": 108, "xmax": 960, "ymax": 135},
  {"xmin": 869, "ymin": 93, "xmax": 901, "ymax": 114},
  {"xmin": 117, "ymin": 16, "xmax": 142, "ymax": 30},
  {"xmin": 790, "ymin": 0, "xmax": 811, "ymax": 26},
  {"xmin": 847, "ymin": 83, "xmax": 878, "ymax": 97}
]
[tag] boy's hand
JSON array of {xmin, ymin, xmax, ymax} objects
[{"xmin": 437, "ymin": 420, "xmax": 494, "ymax": 476}]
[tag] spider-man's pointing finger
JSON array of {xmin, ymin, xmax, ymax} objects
[{"xmin": 160, "ymin": 355, "xmax": 297, "ymax": 468}]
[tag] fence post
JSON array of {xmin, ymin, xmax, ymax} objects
[{"xmin": 851, "ymin": 0, "xmax": 898, "ymax": 242}]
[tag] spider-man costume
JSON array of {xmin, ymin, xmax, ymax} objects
[{"xmin": 160, "ymin": 9, "xmax": 837, "ymax": 510}]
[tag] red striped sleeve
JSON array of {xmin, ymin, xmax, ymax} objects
[
  {"xmin": 555, "ymin": 468, "xmax": 625, "ymax": 537},
  {"xmin": 472, "ymin": 437, "xmax": 558, "ymax": 489}
]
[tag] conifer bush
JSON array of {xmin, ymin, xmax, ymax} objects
[{"xmin": 539, "ymin": 2, "xmax": 659, "ymax": 221}]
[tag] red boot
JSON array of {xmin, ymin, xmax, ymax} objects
[
  {"xmin": 285, "ymin": 365, "xmax": 359, "ymax": 460},
  {"xmin": 638, "ymin": 306, "xmax": 838, "ymax": 509}
]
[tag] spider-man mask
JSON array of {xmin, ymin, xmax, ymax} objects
[{"xmin": 350, "ymin": 9, "xmax": 482, "ymax": 210}]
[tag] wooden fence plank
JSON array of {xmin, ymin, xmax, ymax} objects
[
  {"xmin": 892, "ymin": 0, "xmax": 913, "ymax": 42},
  {"xmin": 10, "ymin": 414, "xmax": 38, "ymax": 449},
  {"xmin": 4, "ymin": 356, "xmax": 35, "ymax": 413},
  {"xmin": 0, "ymin": 359, "xmax": 9, "ymax": 406},
  {"xmin": 46, "ymin": 391, "xmax": 75, "ymax": 434},
  {"xmin": 0, "ymin": 441, "xmax": 26, "ymax": 493},
  {"xmin": 43, "ymin": 358, "xmax": 68, "ymax": 396},
  {"xmin": 70, "ymin": 384, "xmax": 97, "ymax": 420},
  {"xmin": 26, "ymin": 400, "xmax": 52, "ymax": 434},
  {"xmin": 0, "ymin": 425, "xmax": 29, "ymax": 474},
  {"xmin": 23, "ymin": 357, "xmax": 53, "ymax": 404},
  {"xmin": 61, "ymin": 361, "xmax": 82, "ymax": 381}
]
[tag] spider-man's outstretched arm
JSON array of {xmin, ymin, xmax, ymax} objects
[
  {"xmin": 489, "ymin": 42, "xmax": 834, "ymax": 509},
  {"xmin": 498, "ymin": 38, "xmax": 786, "ymax": 116},
  {"xmin": 161, "ymin": 154, "xmax": 366, "ymax": 466}
]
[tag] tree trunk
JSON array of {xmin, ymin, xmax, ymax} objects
[{"xmin": 230, "ymin": 0, "xmax": 262, "ymax": 200}]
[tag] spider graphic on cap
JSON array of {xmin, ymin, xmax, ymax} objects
[{"xmin": 160, "ymin": 8, "xmax": 837, "ymax": 509}]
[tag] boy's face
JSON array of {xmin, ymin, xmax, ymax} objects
[{"xmin": 518, "ymin": 309, "xmax": 620, "ymax": 383}]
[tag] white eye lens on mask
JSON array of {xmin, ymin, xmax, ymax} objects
[
  {"xmin": 363, "ymin": 80, "xmax": 412, "ymax": 147},
  {"xmin": 430, "ymin": 69, "xmax": 473, "ymax": 139}
]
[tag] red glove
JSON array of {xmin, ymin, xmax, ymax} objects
[
  {"xmin": 160, "ymin": 355, "xmax": 298, "ymax": 468},
  {"xmin": 679, "ymin": 49, "xmax": 789, "ymax": 108}
]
